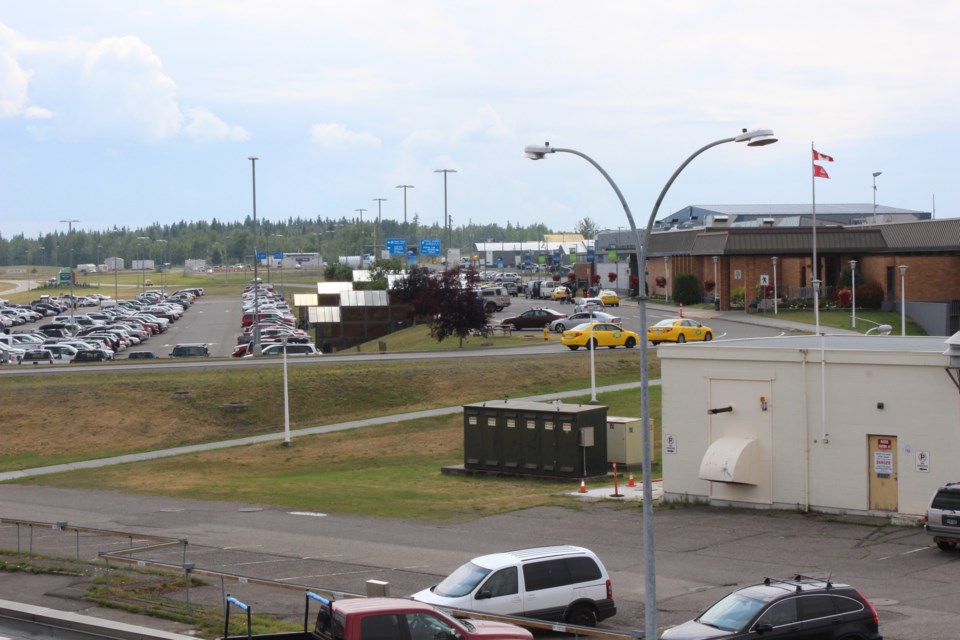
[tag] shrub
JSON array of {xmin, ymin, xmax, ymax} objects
[
  {"xmin": 607, "ymin": 271, "xmax": 617, "ymax": 283},
  {"xmin": 731, "ymin": 286, "xmax": 746, "ymax": 307},
  {"xmin": 856, "ymin": 281, "xmax": 884, "ymax": 309},
  {"xmin": 837, "ymin": 288, "xmax": 852, "ymax": 306},
  {"xmin": 673, "ymin": 272, "xmax": 701, "ymax": 305},
  {"xmin": 655, "ymin": 276, "xmax": 667, "ymax": 288},
  {"xmin": 703, "ymin": 279, "xmax": 716, "ymax": 293}
]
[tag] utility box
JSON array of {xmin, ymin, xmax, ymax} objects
[
  {"xmin": 606, "ymin": 416, "xmax": 643, "ymax": 465},
  {"xmin": 463, "ymin": 401, "xmax": 608, "ymax": 478}
]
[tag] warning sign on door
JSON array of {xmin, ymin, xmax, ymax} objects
[{"xmin": 874, "ymin": 451, "xmax": 894, "ymax": 477}]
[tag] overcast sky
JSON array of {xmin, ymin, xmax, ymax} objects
[{"xmin": 2, "ymin": 1, "xmax": 958, "ymax": 239}]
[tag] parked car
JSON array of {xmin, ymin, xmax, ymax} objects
[
  {"xmin": 561, "ymin": 322, "xmax": 640, "ymax": 350},
  {"xmin": 19, "ymin": 348, "xmax": 57, "ymax": 365},
  {"xmin": 127, "ymin": 351, "xmax": 157, "ymax": 360},
  {"xmin": 71, "ymin": 349, "xmax": 108, "ymax": 363},
  {"xmin": 925, "ymin": 481, "xmax": 960, "ymax": 551},
  {"xmin": 647, "ymin": 318, "xmax": 714, "ymax": 344},
  {"xmin": 170, "ymin": 343, "xmax": 210, "ymax": 358},
  {"xmin": 500, "ymin": 308, "xmax": 567, "ymax": 331},
  {"xmin": 549, "ymin": 311, "xmax": 622, "ymax": 333},
  {"xmin": 659, "ymin": 575, "xmax": 881, "ymax": 640},
  {"xmin": 573, "ymin": 297, "xmax": 605, "ymax": 313},
  {"xmin": 259, "ymin": 343, "xmax": 321, "ymax": 357},
  {"xmin": 598, "ymin": 289, "xmax": 620, "ymax": 306},
  {"xmin": 412, "ymin": 545, "xmax": 615, "ymax": 627}
]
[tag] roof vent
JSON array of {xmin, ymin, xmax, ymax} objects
[
  {"xmin": 710, "ymin": 215, "xmax": 730, "ymax": 226},
  {"xmin": 762, "ymin": 218, "xmax": 776, "ymax": 226}
]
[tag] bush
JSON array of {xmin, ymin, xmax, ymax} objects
[
  {"xmin": 607, "ymin": 271, "xmax": 617, "ymax": 283},
  {"xmin": 673, "ymin": 272, "xmax": 701, "ymax": 305},
  {"xmin": 856, "ymin": 281, "xmax": 884, "ymax": 309},
  {"xmin": 731, "ymin": 286, "xmax": 746, "ymax": 307},
  {"xmin": 837, "ymin": 288, "xmax": 852, "ymax": 307}
]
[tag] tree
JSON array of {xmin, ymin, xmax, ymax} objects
[
  {"xmin": 673, "ymin": 272, "xmax": 701, "ymax": 305},
  {"xmin": 574, "ymin": 217, "xmax": 598, "ymax": 238},
  {"xmin": 324, "ymin": 262, "xmax": 353, "ymax": 282},
  {"xmin": 426, "ymin": 268, "xmax": 490, "ymax": 347}
]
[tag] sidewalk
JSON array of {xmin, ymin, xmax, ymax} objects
[{"xmin": 633, "ymin": 300, "xmax": 862, "ymax": 336}]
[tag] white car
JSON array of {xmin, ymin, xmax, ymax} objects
[
  {"xmin": 574, "ymin": 297, "xmax": 605, "ymax": 313},
  {"xmin": 549, "ymin": 310, "xmax": 622, "ymax": 333},
  {"xmin": 259, "ymin": 343, "xmax": 321, "ymax": 357}
]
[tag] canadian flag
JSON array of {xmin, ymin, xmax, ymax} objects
[
  {"xmin": 813, "ymin": 149, "xmax": 834, "ymax": 162},
  {"xmin": 813, "ymin": 164, "xmax": 830, "ymax": 179}
]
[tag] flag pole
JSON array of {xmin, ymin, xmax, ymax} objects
[{"xmin": 811, "ymin": 142, "xmax": 820, "ymax": 335}]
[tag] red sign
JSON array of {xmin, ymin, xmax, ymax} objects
[{"xmin": 878, "ymin": 438, "xmax": 892, "ymax": 450}]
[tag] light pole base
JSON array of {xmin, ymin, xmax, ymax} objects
[{"xmin": 282, "ymin": 440, "xmax": 293, "ymax": 448}]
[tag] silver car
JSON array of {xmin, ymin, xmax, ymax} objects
[
  {"xmin": 925, "ymin": 481, "xmax": 960, "ymax": 551},
  {"xmin": 549, "ymin": 310, "xmax": 622, "ymax": 333}
]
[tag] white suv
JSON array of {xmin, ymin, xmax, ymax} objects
[
  {"xmin": 412, "ymin": 545, "xmax": 615, "ymax": 627},
  {"xmin": 925, "ymin": 481, "xmax": 960, "ymax": 551}
]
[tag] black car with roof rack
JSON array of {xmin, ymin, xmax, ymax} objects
[{"xmin": 660, "ymin": 574, "xmax": 881, "ymax": 639}]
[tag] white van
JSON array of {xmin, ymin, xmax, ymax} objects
[
  {"xmin": 475, "ymin": 286, "xmax": 511, "ymax": 312},
  {"xmin": 412, "ymin": 545, "xmax": 615, "ymax": 627}
]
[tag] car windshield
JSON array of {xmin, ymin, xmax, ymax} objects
[
  {"xmin": 432, "ymin": 561, "xmax": 491, "ymax": 598},
  {"xmin": 697, "ymin": 592, "xmax": 766, "ymax": 632},
  {"xmin": 654, "ymin": 319, "xmax": 676, "ymax": 327}
]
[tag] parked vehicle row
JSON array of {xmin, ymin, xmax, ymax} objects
[{"xmin": 232, "ymin": 282, "xmax": 320, "ymax": 357}]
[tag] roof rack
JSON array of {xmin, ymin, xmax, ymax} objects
[{"xmin": 761, "ymin": 574, "xmax": 834, "ymax": 592}]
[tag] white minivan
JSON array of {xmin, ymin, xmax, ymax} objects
[{"xmin": 412, "ymin": 545, "xmax": 615, "ymax": 627}]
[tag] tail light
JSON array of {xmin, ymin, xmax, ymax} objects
[
  {"xmin": 855, "ymin": 589, "xmax": 878, "ymax": 626},
  {"xmin": 606, "ymin": 579, "xmax": 613, "ymax": 600}
]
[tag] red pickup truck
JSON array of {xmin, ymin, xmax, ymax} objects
[{"xmin": 222, "ymin": 595, "xmax": 533, "ymax": 640}]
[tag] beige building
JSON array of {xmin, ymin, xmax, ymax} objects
[{"xmin": 659, "ymin": 335, "xmax": 958, "ymax": 520}]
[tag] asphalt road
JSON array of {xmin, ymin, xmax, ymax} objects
[{"xmin": 0, "ymin": 485, "xmax": 955, "ymax": 640}]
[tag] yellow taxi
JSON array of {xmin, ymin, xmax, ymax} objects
[
  {"xmin": 598, "ymin": 289, "xmax": 620, "ymax": 306},
  {"xmin": 550, "ymin": 286, "xmax": 571, "ymax": 300},
  {"xmin": 647, "ymin": 317, "xmax": 713, "ymax": 344},
  {"xmin": 561, "ymin": 322, "xmax": 640, "ymax": 350}
]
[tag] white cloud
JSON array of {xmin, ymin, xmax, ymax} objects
[
  {"xmin": 310, "ymin": 122, "xmax": 381, "ymax": 149},
  {"xmin": 183, "ymin": 107, "xmax": 248, "ymax": 141},
  {"xmin": 452, "ymin": 105, "xmax": 513, "ymax": 143},
  {"xmin": 24, "ymin": 105, "xmax": 53, "ymax": 119}
]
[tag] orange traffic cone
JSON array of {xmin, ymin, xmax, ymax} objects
[
  {"xmin": 628, "ymin": 473, "xmax": 635, "ymax": 488},
  {"xmin": 679, "ymin": 303, "xmax": 684, "ymax": 317},
  {"xmin": 578, "ymin": 478, "xmax": 587, "ymax": 493}
]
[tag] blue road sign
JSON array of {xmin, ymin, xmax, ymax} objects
[
  {"xmin": 256, "ymin": 252, "xmax": 267, "ymax": 260},
  {"xmin": 420, "ymin": 239, "xmax": 441, "ymax": 256},
  {"xmin": 273, "ymin": 251, "xmax": 283, "ymax": 259},
  {"xmin": 386, "ymin": 238, "xmax": 407, "ymax": 255}
]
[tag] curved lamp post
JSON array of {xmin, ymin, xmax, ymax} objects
[{"xmin": 524, "ymin": 128, "xmax": 776, "ymax": 639}]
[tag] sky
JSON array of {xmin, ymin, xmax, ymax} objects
[{"xmin": 1, "ymin": 1, "xmax": 959, "ymax": 239}]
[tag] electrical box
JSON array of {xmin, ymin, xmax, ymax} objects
[
  {"xmin": 463, "ymin": 401, "xmax": 608, "ymax": 478},
  {"xmin": 607, "ymin": 416, "xmax": 643, "ymax": 465}
]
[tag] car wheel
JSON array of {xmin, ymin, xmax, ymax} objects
[
  {"xmin": 676, "ymin": 334, "xmax": 686, "ymax": 343},
  {"xmin": 568, "ymin": 345, "xmax": 579, "ymax": 351},
  {"xmin": 588, "ymin": 338, "xmax": 598, "ymax": 350},
  {"xmin": 554, "ymin": 323, "xmax": 565, "ymax": 333},
  {"xmin": 651, "ymin": 341, "xmax": 660, "ymax": 346},
  {"xmin": 937, "ymin": 540, "xmax": 957, "ymax": 551},
  {"xmin": 496, "ymin": 306, "xmax": 504, "ymax": 312},
  {"xmin": 703, "ymin": 332, "xmax": 713, "ymax": 341},
  {"xmin": 624, "ymin": 337, "xmax": 636, "ymax": 348},
  {"xmin": 566, "ymin": 605, "xmax": 597, "ymax": 627}
]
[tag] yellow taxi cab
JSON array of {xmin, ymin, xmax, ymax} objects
[
  {"xmin": 561, "ymin": 322, "xmax": 640, "ymax": 350},
  {"xmin": 598, "ymin": 289, "xmax": 620, "ymax": 306},
  {"xmin": 550, "ymin": 286, "xmax": 571, "ymax": 300},
  {"xmin": 647, "ymin": 317, "xmax": 713, "ymax": 344}
]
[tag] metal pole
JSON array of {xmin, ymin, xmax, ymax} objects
[
  {"xmin": 900, "ymin": 265, "xmax": 908, "ymax": 336},
  {"xmin": 356, "ymin": 208, "xmax": 367, "ymax": 259},
  {"xmin": 60, "ymin": 219, "xmax": 79, "ymax": 325},
  {"xmin": 712, "ymin": 256, "xmax": 719, "ymax": 309},
  {"xmin": 282, "ymin": 337, "xmax": 292, "ymax": 446},
  {"xmin": 873, "ymin": 171, "xmax": 882, "ymax": 224},
  {"xmin": 772, "ymin": 256, "xmax": 778, "ymax": 314},
  {"xmin": 524, "ymin": 129, "xmax": 775, "ymax": 640},
  {"xmin": 435, "ymin": 169, "xmax": 457, "ymax": 261},
  {"xmin": 373, "ymin": 198, "xmax": 387, "ymax": 261},
  {"xmin": 850, "ymin": 259, "xmax": 857, "ymax": 328},
  {"xmin": 589, "ymin": 321, "xmax": 597, "ymax": 403},
  {"xmin": 249, "ymin": 157, "xmax": 262, "ymax": 355},
  {"xmin": 396, "ymin": 185, "xmax": 414, "ymax": 224}
]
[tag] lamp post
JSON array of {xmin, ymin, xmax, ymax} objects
[
  {"xmin": 712, "ymin": 255, "xmax": 719, "ymax": 309},
  {"xmin": 396, "ymin": 184, "xmax": 414, "ymax": 224},
  {"xmin": 771, "ymin": 256, "xmax": 778, "ymax": 315},
  {"xmin": 523, "ymin": 128, "xmax": 776, "ymax": 640},
  {"xmin": 373, "ymin": 198, "xmax": 387, "ymax": 262},
  {"xmin": 899, "ymin": 264, "xmax": 908, "ymax": 336},
  {"xmin": 249, "ymin": 156, "xmax": 262, "ymax": 356},
  {"xmin": 273, "ymin": 234, "xmax": 284, "ymax": 298},
  {"xmin": 355, "ymin": 209, "xmax": 368, "ymax": 261},
  {"xmin": 872, "ymin": 171, "xmax": 882, "ymax": 224},
  {"xmin": 663, "ymin": 256, "xmax": 670, "ymax": 302},
  {"xmin": 136, "ymin": 236, "xmax": 149, "ymax": 292},
  {"xmin": 113, "ymin": 250, "xmax": 119, "ymax": 302},
  {"xmin": 156, "ymin": 239, "xmax": 167, "ymax": 294},
  {"xmin": 281, "ymin": 336, "xmax": 292, "ymax": 447},
  {"xmin": 850, "ymin": 259, "xmax": 857, "ymax": 328},
  {"xmin": 435, "ymin": 169, "xmax": 457, "ymax": 260},
  {"xmin": 60, "ymin": 219, "xmax": 80, "ymax": 325}
]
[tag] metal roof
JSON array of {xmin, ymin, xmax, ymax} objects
[
  {"xmin": 879, "ymin": 218, "xmax": 960, "ymax": 251},
  {"xmin": 669, "ymin": 334, "xmax": 950, "ymax": 353}
]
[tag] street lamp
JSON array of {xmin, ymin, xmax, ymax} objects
[
  {"xmin": 899, "ymin": 264, "xmax": 908, "ymax": 336},
  {"xmin": 136, "ymin": 236, "xmax": 149, "ymax": 292},
  {"xmin": 396, "ymin": 184, "xmax": 414, "ymax": 224},
  {"xmin": 524, "ymin": 127, "xmax": 776, "ymax": 640},
  {"xmin": 373, "ymin": 198, "xmax": 387, "ymax": 261},
  {"xmin": 771, "ymin": 256, "xmax": 778, "ymax": 315},
  {"xmin": 872, "ymin": 171, "xmax": 882, "ymax": 224},
  {"xmin": 435, "ymin": 169, "xmax": 457, "ymax": 261},
  {"xmin": 850, "ymin": 259, "xmax": 857, "ymax": 328},
  {"xmin": 712, "ymin": 255, "xmax": 719, "ymax": 309},
  {"xmin": 156, "ymin": 239, "xmax": 167, "ymax": 294},
  {"xmin": 281, "ymin": 336, "xmax": 292, "ymax": 447},
  {"xmin": 249, "ymin": 156, "xmax": 262, "ymax": 356},
  {"xmin": 663, "ymin": 256, "xmax": 670, "ymax": 302},
  {"xmin": 273, "ymin": 234, "xmax": 284, "ymax": 297},
  {"xmin": 60, "ymin": 219, "xmax": 80, "ymax": 325},
  {"xmin": 355, "ymin": 208, "xmax": 368, "ymax": 260}
]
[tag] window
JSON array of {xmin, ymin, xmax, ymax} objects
[
  {"xmin": 932, "ymin": 490, "xmax": 960, "ymax": 511},
  {"xmin": 798, "ymin": 594, "xmax": 837, "ymax": 621},
  {"xmin": 567, "ymin": 557, "xmax": 602, "ymax": 582},
  {"xmin": 404, "ymin": 613, "xmax": 457, "ymax": 640},
  {"xmin": 523, "ymin": 558, "xmax": 572, "ymax": 592},
  {"xmin": 833, "ymin": 595, "xmax": 864, "ymax": 615},
  {"xmin": 359, "ymin": 614, "xmax": 402, "ymax": 640},
  {"xmin": 757, "ymin": 598, "xmax": 797, "ymax": 627},
  {"xmin": 481, "ymin": 567, "xmax": 518, "ymax": 598}
]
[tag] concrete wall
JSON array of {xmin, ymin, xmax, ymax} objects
[{"xmin": 660, "ymin": 338, "xmax": 959, "ymax": 517}]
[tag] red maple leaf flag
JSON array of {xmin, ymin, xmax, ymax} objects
[
  {"xmin": 813, "ymin": 164, "xmax": 830, "ymax": 179},
  {"xmin": 813, "ymin": 149, "xmax": 834, "ymax": 162}
]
